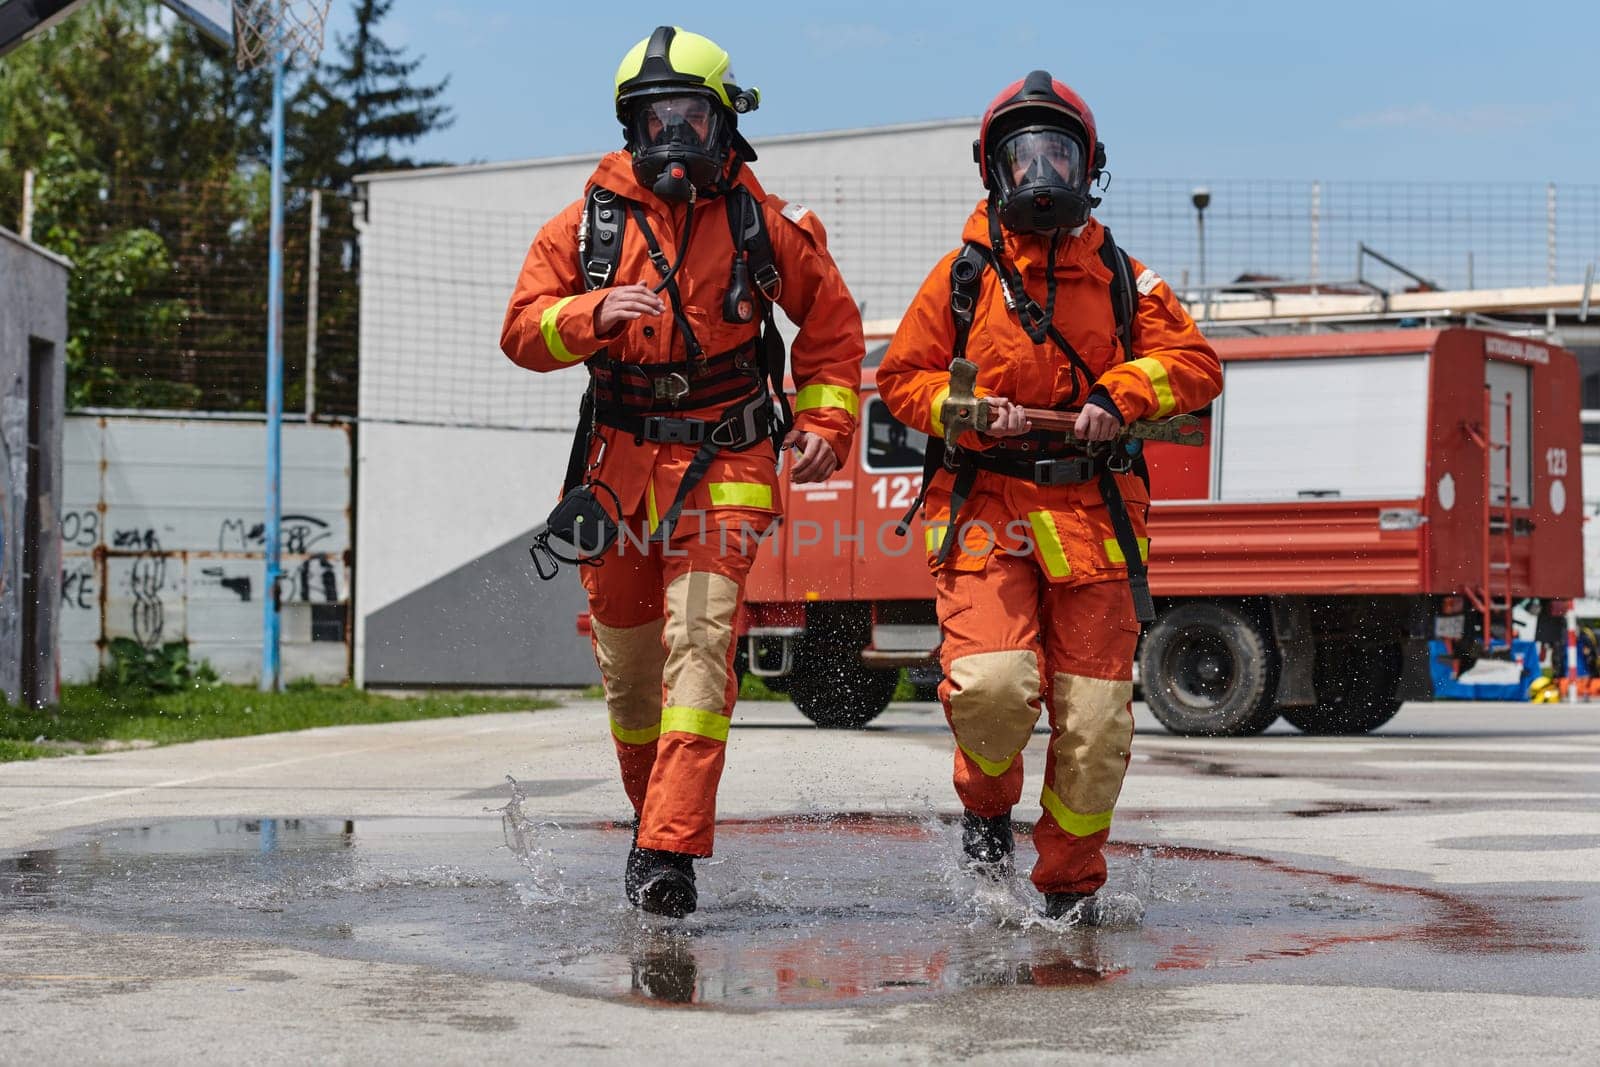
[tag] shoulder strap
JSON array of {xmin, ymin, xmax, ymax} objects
[
  {"xmin": 729, "ymin": 187, "xmax": 781, "ymax": 301},
  {"xmin": 1096, "ymin": 226, "xmax": 1152, "ymax": 492},
  {"xmin": 580, "ymin": 187, "xmax": 626, "ymax": 291},
  {"xmin": 1098, "ymin": 225, "xmax": 1137, "ymax": 362},
  {"xmin": 896, "ymin": 242, "xmax": 990, "ymax": 539},
  {"xmin": 949, "ymin": 241, "xmax": 987, "ymax": 361},
  {"xmin": 564, "ymin": 187, "xmax": 626, "ymax": 495},
  {"xmin": 725, "ymin": 187, "xmax": 790, "ymax": 447}
]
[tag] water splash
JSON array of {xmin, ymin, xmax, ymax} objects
[
  {"xmin": 5, "ymin": 814, "xmax": 1586, "ymax": 1010},
  {"xmin": 496, "ymin": 775, "xmax": 598, "ymax": 907}
]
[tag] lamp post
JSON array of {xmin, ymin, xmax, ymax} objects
[{"xmin": 1192, "ymin": 186, "xmax": 1211, "ymax": 322}]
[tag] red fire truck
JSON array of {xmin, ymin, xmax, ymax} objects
[{"xmin": 737, "ymin": 327, "xmax": 1584, "ymax": 735}]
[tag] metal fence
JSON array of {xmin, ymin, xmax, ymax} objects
[
  {"xmin": 52, "ymin": 176, "xmax": 1600, "ymax": 430},
  {"xmin": 32, "ymin": 179, "xmax": 361, "ymax": 418},
  {"xmin": 358, "ymin": 177, "xmax": 1600, "ymax": 433}
]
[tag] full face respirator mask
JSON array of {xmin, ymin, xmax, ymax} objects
[{"xmin": 627, "ymin": 94, "xmax": 731, "ymax": 203}]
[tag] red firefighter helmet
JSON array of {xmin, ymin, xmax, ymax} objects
[{"xmin": 974, "ymin": 71, "xmax": 1106, "ymax": 232}]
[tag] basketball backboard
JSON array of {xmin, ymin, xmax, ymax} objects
[
  {"xmin": 0, "ymin": 0, "xmax": 92, "ymax": 58},
  {"xmin": 161, "ymin": 0, "xmax": 233, "ymax": 49},
  {"xmin": 0, "ymin": 0, "xmax": 232, "ymax": 58}
]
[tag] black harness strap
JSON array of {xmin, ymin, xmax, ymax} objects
[
  {"xmin": 904, "ymin": 223, "xmax": 1157, "ymax": 607},
  {"xmin": 562, "ymin": 388, "xmax": 596, "ymax": 495},
  {"xmin": 627, "ymin": 202, "xmax": 703, "ymax": 361},
  {"xmin": 896, "ymin": 244, "xmax": 986, "ymax": 555},
  {"xmin": 1100, "ymin": 224, "xmax": 1138, "ymax": 362},
  {"xmin": 560, "ymin": 186, "xmax": 627, "ymax": 494},
  {"xmin": 725, "ymin": 188, "xmax": 792, "ymax": 450},
  {"xmin": 1098, "ymin": 469, "xmax": 1155, "ymax": 623},
  {"xmin": 559, "ymin": 184, "xmax": 794, "ymax": 536}
]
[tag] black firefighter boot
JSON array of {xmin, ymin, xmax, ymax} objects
[
  {"xmin": 625, "ymin": 821, "xmax": 697, "ymax": 918},
  {"xmin": 1042, "ymin": 892, "xmax": 1100, "ymax": 924},
  {"xmin": 960, "ymin": 809, "xmax": 1015, "ymax": 875}
]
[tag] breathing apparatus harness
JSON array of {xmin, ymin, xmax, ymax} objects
[
  {"xmin": 528, "ymin": 178, "xmax": 788, "ymax": 580},
  {"xmin": 895, "ymin": 214, "xmax": 1158, "ymax": 623}
]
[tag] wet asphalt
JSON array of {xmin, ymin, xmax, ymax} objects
[{"xmin": 1, "ymin": 698, "xmax": 1597, "ymax": 1063}]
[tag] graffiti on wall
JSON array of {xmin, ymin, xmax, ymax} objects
[
  {"xmin": 61, "ymin": 512, "xmax": 346, "ymax": 648},
  {"xmin": 57, "ymin": 416, "xmax": 353, "ymax": 683}
]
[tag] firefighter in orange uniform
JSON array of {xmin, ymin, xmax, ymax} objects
[
  {"xmin": 877, "ymin": 72, "xmax": 1221, "ymax": 919},
  {"xmin": 502, "ymin": 27, "xmax": 863, "ymax": 917}
]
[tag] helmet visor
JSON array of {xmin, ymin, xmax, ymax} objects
[
  {"xmin": 997, "ymin": 128, "xmax": 1084, "ymax": 190},
  {"xmin": 629, "ymin": 94, "xmax": 725, "ymax": 153}
]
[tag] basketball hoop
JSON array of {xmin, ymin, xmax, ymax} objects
[{"xmin": 234, "ymin": 0, "xmax": 330, "ymax": 70}]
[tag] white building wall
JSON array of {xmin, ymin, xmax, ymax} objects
[{"xmin": 353, "ymin": 120, "xmax": 981, "ymax": 686}]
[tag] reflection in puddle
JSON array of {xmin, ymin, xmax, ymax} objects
[{"xmin": 0, "ymin": 796, "xmax": 1586, "ymax": 1010}]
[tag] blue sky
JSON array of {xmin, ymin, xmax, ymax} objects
[{"xmin": 338, "ymin": 0, "xmax": 1597, "ymax": 181}]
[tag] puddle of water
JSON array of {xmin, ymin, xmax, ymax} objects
[{"xmin": 0, "ymin": 788, "xmax": 1589, "ymax": 1010}]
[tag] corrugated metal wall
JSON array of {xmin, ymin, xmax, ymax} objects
[{"xmin": 59, "ymin": 415, "xmax": 352, "ymax": 685}]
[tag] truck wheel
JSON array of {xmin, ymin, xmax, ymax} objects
[
  {"xmin": 735, "ymin": 641, "xmax": 791, "ymax": 693},
  {"xmin": 1282, "ymin": 643, "xmax": 1404, "ymax": 735},
  {"xmin": 787, "ymin": 646, "xmax": 898, "ymax": 729},
  {"xmin": 1140, "ymin": 603, "xmax": 1280, "ymax": 736}
]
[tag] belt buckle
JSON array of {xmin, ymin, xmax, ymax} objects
[
  {"xmin": 1034, "ymin": 457, "xmax": 1091, "ymax": 486},
  {"xmin": 643, "ymin": 417, "xmax": 704, "ymax": 445},
  {"xmin": 653, "ymin": 371, "xmax": 690, "ymax": 403}
]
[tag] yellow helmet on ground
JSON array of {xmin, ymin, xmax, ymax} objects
[{"xmin": 613, "ymin": 26, "xmax": 761, "ymax": 200}]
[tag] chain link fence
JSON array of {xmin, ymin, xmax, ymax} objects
[
  {"xmin": 38, "ymin": 178, "xmax": 360, "ymax": 417},
  {"xmin": 50, "ymin": 177, "xmax": 1600, "ymax": 427}
]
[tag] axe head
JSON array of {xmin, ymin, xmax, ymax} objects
[{"xmin": 941, "ymin": 357, "xmax": 990, "ymax": 448}]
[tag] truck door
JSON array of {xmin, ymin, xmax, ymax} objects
[
  {"xmin": 1485, "ymin": 359, "xmax": 1531, "ymax": 508},
  {"xmin": 854, "ymin": 392, "xmax": 937, "ymax": 600}
]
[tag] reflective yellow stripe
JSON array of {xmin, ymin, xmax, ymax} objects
[
  {"xmin": 1028, "ymin": 511, "xmax": 1072, "ymax": 578},
  {"xmin": 930, "ymin": 384, "xmax": 950, "ymax": 436},
  {"xmin": 646, "ymin": 480, "xmax": 661, "ymax": 534},
  {"xmin": 925, "ymin": 524, "xmax": 946, "ymax": 553},
  {"xmin": 1103, "ymin": 537, "xmax": 1150, "ymax": 564},
  {"xmin": 1040, "ymin": 785, "xmax": 1113, "ymax": 837},
  {"xmin": 959, "ymin": 743, "xmax": 1015, "ymax": 778},
  {"xmin": 707, "ymin": 482, "xmax": 772, "ymax": 509},
  {"xmin": 1131, "ymin": 357, "xmax": 1175, "ymax": 417},
  {"xmin": 610, "ymin": 719, "xmax": 661, "ymax": 745},
  {"xmin": 539, "ymin": 296, "xmax": 584, "ymax": 363},
  {"xmin": 794, "ymin": 383, "xmax": 859, "ymax": 417},
  {"xmin": 660, "ymin": 705, "xmax": 731, "ymax": 742}
]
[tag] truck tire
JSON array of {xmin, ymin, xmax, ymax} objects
[
  {"xmin": 1282, "ymin": 642, "xmax": 1404, "ymax": 735},
  {"xmin": 1140, "ymin": 602, "xmax": 1280, "ymax": 736},
  {"xmin": 787, "ymin": 645, "xmax": 898, "ymax": 728}
]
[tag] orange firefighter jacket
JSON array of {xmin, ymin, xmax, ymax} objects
[
  {"xmin": 877, "ymin": 205, "xmax": 1222, "ymax": 585},
  {"xmin": 501, "ymin": 152, "xmax": 864, "ymax": 527}
]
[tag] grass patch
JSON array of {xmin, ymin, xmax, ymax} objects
[
  {"xmin": 0, "ymin": 739, "xmax": 63, "ymax": 762},
  {"xmin": 738, "ymin": 673, "xmax": 787, "ymax": 701},
  {"xmin": 1, "ymin": 684, "xmax": 555, "ymax": 764}
]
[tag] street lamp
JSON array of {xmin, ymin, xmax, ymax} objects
[{"xmin": 1192, "ymin": 187, "xmax": 1211, "ymax": 321}]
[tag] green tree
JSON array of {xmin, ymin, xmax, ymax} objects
[
  {"xmin": 299, "ymin": 0, "xmax": 453, "ymax": 193},
  {"xmin": 0, "ymin": 0, "xmax": 454, "ymax": 414},
  {"xmin": 0, "ymin": 1, "xmax": 251, "ymax": 407}
]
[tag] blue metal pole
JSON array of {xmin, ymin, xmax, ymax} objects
[{"xmin": 261, "ymin": 29, "xmax": 286, "ymax": 693}]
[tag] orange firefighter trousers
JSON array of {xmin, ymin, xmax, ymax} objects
[
  {"xmin": 581, "ymin": 507, "xmax": 771, "ymax": 857},
  {"xmin": 936, "ymin": 554, "xmax": 1138, "ymax": 894}
]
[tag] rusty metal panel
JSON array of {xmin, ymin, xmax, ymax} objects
[{"xmin": 59, "ymin": 414, "xmax": 351, "ymax": 685}]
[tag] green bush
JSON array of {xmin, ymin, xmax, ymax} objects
[{"xmin": 96, "ymin": 638, "xmax": 219, "ymax": 694}]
